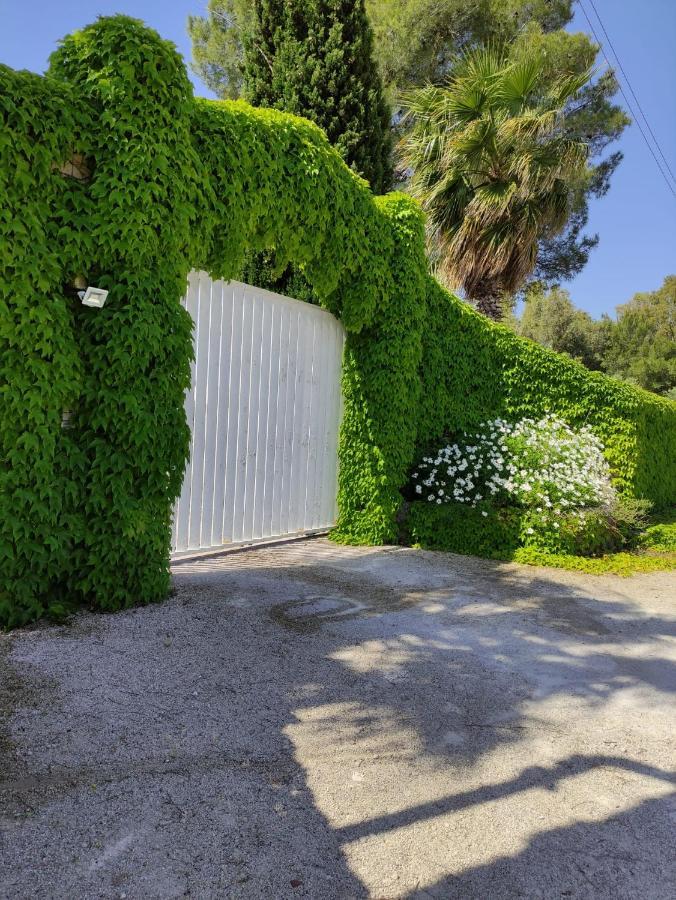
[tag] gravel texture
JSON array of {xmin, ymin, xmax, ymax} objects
[{"xmin": 1, "ymin": 539, "xmax": 674, "ymax": 899}]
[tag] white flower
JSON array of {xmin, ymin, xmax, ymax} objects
[
  {"xmin": 481, "ymin": 511, "xmax": 488, "ymax": 517},
  {"xmin": 415, "ymin": 485, "xmax": 422, "ymax": 494},
  {"xmin": 413, "ymin": 414, "xmax": 614, "ymax": 516}
]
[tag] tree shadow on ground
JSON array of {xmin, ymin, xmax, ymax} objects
[
  {"xmin": 168, "ymin": 542, "xmax": 675, "ymax": 895},
  {"xmin": 405, "ymin": 792, "xmax": 676, "ymax": 899}
]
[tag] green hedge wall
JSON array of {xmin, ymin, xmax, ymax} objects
[
  {"xmin": 418, "ymin": 280, "xmax": 676, "ymax": 508},
  {"xmin": 1, "ymin": 15, "xmax": 674, "ymax": 625}
]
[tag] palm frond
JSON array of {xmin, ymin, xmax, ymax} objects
[
  {"xmin": 398, "ymin": 44, "xmax": 592, "ymax": 314},
  {"xmin": 547, "ymin": 69, "xmax": 594, "ymax": 108},
  {"xmin": 494, "ymin": 58, "xmax": 542, "ymax": 111}
]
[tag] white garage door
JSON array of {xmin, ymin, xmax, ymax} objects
[{"xmin": 172, "ymin": 272, "xmax": 344, "ymax": 557}]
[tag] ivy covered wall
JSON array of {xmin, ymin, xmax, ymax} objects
[{"xmin": 1, "ymin": 16, "xmax": 674, "ymax": 626}]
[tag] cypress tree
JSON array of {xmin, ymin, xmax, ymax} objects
[{"xmin": 243, "ymin": 0, "xmax": 392, "ymax": 193}]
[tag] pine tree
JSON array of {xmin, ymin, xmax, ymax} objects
[{"xmin": 243, "ymin": 0, "xmax": 392, "ymax": 193}]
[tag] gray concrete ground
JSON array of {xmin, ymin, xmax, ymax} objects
[{"xmin": 1, "ymin": 539, "xmax": 674, "ymax": 899}]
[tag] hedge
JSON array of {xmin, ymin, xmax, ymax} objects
[
  {"xmin": 418, "ymin": 280, "xmax": 676, "ymax": 507},
  {"xmin": 403, "ymin": 500, "xmax": 637, "ymax": 559},
  {"xmin": 1, "ymin": 15, "xmax": 674, "ymax": 626}
]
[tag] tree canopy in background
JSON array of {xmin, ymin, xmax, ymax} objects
[
  {"xmin": 191, "ymin": 0, "xmax": 392, "ymax": 192},
  {"xmin": 513, "ymin": 277, "xmax": 676, "ymax": 398},
  {"xmin": 188, "ymin": 0, "xmax": 251, "ymax": 99},
  {"xmin": 188, "ymin": 1, "xmax": 628, "ymax": 288},
  {"xmin": 399, "ymin": 48, "xmax": 590, "ymax": 319},
  {"xmin": 604, "ymin": 276, "xmax": 676, "ymax": 397},
  {"xmin": 514, "ymin": 285, "xmax": 612, "ymax": 372},
  {"xmin": 367, "ymin": 0, "xmax": 574, "ymax": 96},
  {"xmin": 367, "ymin": 0, "xmax": 628, "ymax": 284}
]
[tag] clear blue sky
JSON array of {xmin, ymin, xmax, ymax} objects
[{"xmin": 1, "ymin": 0, "xmax": 674, "ymax": 318}]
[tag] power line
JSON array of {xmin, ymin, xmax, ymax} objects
[
  {"xmin": 586, "ymin": 0, "xmax": 676, "ymax": 187},
  {"xmin": 576, "ymin": 0, "xmax": 676, "ymax": 200}
]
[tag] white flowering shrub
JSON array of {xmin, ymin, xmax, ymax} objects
[{"xmin": 411, "ymin": 415, "xmax": 616, "ymax": 518}]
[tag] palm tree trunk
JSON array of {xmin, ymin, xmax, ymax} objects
[{"xmin": 470, "ymin": 280, "xmax": 503, "ymax": 320}]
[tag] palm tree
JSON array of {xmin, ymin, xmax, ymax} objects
[{"xmin": 400, "ymin": 48, "xmax": 590, "ymax": 319}]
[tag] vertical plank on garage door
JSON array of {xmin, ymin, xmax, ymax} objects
[
  {"xmin": 288, "ymin": 310, "xmax": 312, "ymax": 534},
  {"xmin": 270, "ymin": 301, "xmax": 292, "ymax": 539},
  {"xmin": 199, "ymin": 273, "xmax": 224, "ymax": 547},
  {"xmin": 208, "ymin": 280, "xmax": 233, "ymax": 547},
  {"xmin": 302, "ymin": 315, "xmax": 320, "ymax": 530},
  {"xmin": 257, "ymin": 298, "xmax": 281, "ymax": 539},
  {"xmin": 230, "ymin": 284, "xmax": 253, "ymax": 544},
  {"xmin": 278, "ymin": 306, "xmax": 301, "ymax": 538},
  {"xmin": 221, "ymin": 281, "xmax": 244, "ymax": 544},
  {"xmin": 241, "ymin": 289, "xmax": 264, "ymax": 542}
]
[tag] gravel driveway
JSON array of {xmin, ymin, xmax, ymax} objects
[{"xmin": 1, "ymin": 539, "xmax": 674, "ymax": 899}]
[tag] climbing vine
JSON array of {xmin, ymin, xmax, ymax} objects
[{"xmin": 1, "ymin": 16, "xmax": 674, "ymax": 626}]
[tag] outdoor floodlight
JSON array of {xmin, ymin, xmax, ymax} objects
[{"xmin": 78, "ymin": 286, "xmax": 109, "ymax": 308}]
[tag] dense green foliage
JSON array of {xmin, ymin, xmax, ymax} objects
[
  {"xmin": 366, "ymin": 0, "xmax": 628, "ymax": 285},
  {"xmin": 400, "ymin": 48, "xmax": 590, "ymax": 318},
  {"xmin": 0, "ymin": 67, "xmax": 91, "ymax": 625},
  {"xmin": 405, "ymin": 503, "xmax": 676, "ymax": 575},
  {"xmin": 418, "ymin": 279, "xmax": 676, "ymax": 508},
  {"xmin": 187, "ymin": 1, "xmax": 628, "ymax": 286},
  {"xmin": 190, "ymin": 1, "xmax": 393, "ymax": 190},
  {"xmin": 513, "ymin": 278, "xmax": 675, "ymax": 397},
  {"xmin": 205, "ymin": 0, "xmax": 392, "ymax": 296},
  {"xmin": 603, "ymin": 277, "xmax": 676, "ymax": 396},
  {"xmin": 43, "ymin": 20, "xmax": 206, "ymax": 624},
  {"xmin": 404, "ymin": 503, "xmax": 524, "ymax": 558},
  {"xmin": 0, "ymin": 16, "xmax": 674, "ymax": 627},
  {"xmin": 404, "ymin": 502, "xmax": 622, "ymax": 558},
  {"xmin": 636, "ymin": 509, "xmax": 676, "ymax": 553},
  {"xmin": 243, "ymin": 0, "xmax": 392, "ymax": 192},
  {"xmin": 512, "ymin": 547, "xmax": 676, "ymax": 576},
  {"xmin": 0, "ymin": 18, "xmax": 208, "ymax": 627}
]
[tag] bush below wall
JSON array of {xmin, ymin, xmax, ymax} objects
[
  {"xmin": 403, "ymin": 502, "xmax": 676, "ymax": 576},
  {"xmin": 403, "ymin": 503, "xmax": 524, "ymax": 558},
  {"xmin": 403, "ymin": 501, "xmax": 632, "ymax": 559}
]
